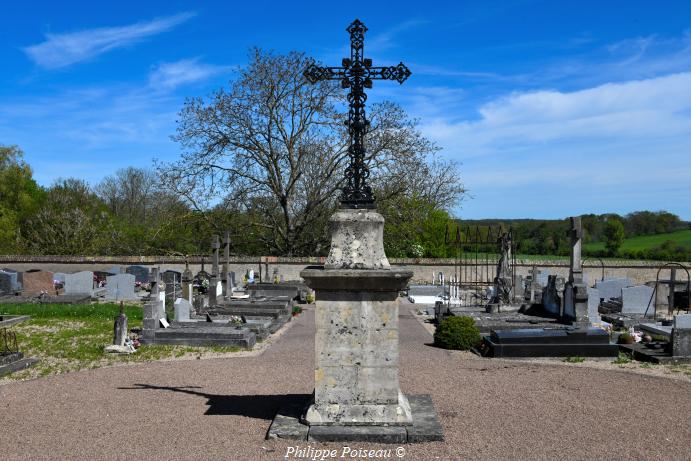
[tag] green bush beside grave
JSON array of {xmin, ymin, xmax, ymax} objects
[{"xmin": 433, "ymin": 316, "xmax": 481, "ymax": 350}]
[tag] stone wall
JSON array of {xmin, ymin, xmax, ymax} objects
[{"xmin": 0, "ymin": 255, "xmax": 688, "ymax": 286}]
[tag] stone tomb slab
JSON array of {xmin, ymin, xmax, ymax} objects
[
  {"xmin": 483, "ymin": 327, "xmax": 618, "ymax": 358},
  {"xmin": 266, "ymin": 394, "xmax": 443, "ymax": 443},
  {"xmin": 19, "ymin": 270, "xmax": 55, "ymax": 296},
  {"xmin": 248, "ymin": 283, "xmax": 300, "ymax": 300}
]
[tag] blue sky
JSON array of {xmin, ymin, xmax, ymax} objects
[{"xmin": 1, "ymin": 1, "xmax": 691, "ymax": 220}]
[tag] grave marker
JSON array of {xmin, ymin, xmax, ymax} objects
[
  {"xmin": 621, "ymin": 285, "xmax": 654, "ymax": 315},
  {"xmin": 64, "ymin": 271, "xmax": 94, "ymax": 295},
  {"xmin": 19, "ymin": 270, "xmax": 55, "ymax": 295}
]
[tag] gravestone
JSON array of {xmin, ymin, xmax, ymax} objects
[
  {"xmin": 541, "ymin": 275, "xmax": 561, "ymax": 317},
  {"xmin": 587, "ymin": 287, "xmax": 600, "ymax": 323},
  {"xmin": 595, "ymin": 278, "xmax": 633, "ymax": 300},
  {"xmin": 209, "ymin": 235, "xmax": 221, "ymax": 306},
  {"xmin": 672, "ymin": 314, "xmax": 691, "ymax": 357},
  {"xmin": 126, "ymin": 265, "xmax": 150, "ymax": 284},
  {"xmin": 562, "ymin": 216, "xmax": 589, "ymax": 325},
  {"xmin": 53, "ymin": 273, "xmax": 66, "ymax": 284},
  {"xmin": 105, "ymin": 266, "xmax": 124, "ymax": 275},
  {"xmin": 105, "ymin": 274, "xmax": 138, "ymax": 301},
  {"xmin": 64, "ymin": 271, "xmax": 94, "ymax": 295},
  {"xmin": 162, "ymin": 270, "xmax": 181, "ymax": 301},
  {"xmin": 537, "ymin": 270, "xmax": 551, "ymax": 287},
  {"xmin": 181, "ymin": 266, "xmax": 193, "ymax": 303},
  {"xmin": 113, "ymin": 304, "xmax": 128, "ymax": 347},
  {"xmin": 19, "ymin": 270, "xmax": 55, "ymax": 295},
  {"xmin": 0, "ymin": 271, "xmax": 17, "ymax": 294},
  {"xmin": 514, "ymin": 275, "xmax": 525, "ymax": 298},
  {"xmin": 621, "ymin": 285, "xmax": 654, "ymax": 315},
  {"xmin": 174, "ymin": 298, "xmax": 194, "ymax": 322}
]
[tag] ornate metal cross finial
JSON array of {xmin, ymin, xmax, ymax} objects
[{"xmin": 304, "ymin": 19, "xmax": 411, "ymax": 209}]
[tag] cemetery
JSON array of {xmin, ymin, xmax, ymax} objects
[{"xmin": 1, "ymin": 8, "xmax": 691, "ymax": 461}]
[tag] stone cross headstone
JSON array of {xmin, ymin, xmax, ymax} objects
[
  {"xmin": 209, "ymin": 235, "xmax": 220, "ymax": 307},
  {"xmin": 222, "ymin": 231, "xmax": 231, "ymax": 296},
  {"xmin": 563, "ymin": 216, "xmax": 589, "ymax": 324},
  {"xmin": 182, "ymin": 263, "xmax": 193, "ymax": 303},
  {"xmin": 64, "ymin": 271, "xmax": 94, "ymax": 295},
  {"xmin": 162, "ymin": 270, "xmax": 181, "ymax": 301}
]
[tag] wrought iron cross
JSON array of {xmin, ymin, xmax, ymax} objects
[{"xmin": 304, "ymin": 19, "xmax": 411, "ymax": 208}]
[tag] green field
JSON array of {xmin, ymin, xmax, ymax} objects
[{"xmin": 583, "ymin": 229, "xmax": 691, "ymax": 252}]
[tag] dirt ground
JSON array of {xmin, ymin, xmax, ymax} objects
[{"xmin": 1, "ymin": 304, "xmax": 690, "ymax": 461}]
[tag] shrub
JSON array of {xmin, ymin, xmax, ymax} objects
[
  {"xmin": 434, "ymin": 316, "xmax": 481, "ymax": 350},
  {"xmin": 292, "ymin": 305, "xmax": 303, "ymax": 316}
]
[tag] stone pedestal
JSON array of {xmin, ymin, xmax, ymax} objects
[
  {"xmin": 301, "ymin": 209, "xmax": 413, "ymax": 427},
  {"xmin": 301, "ymin": 268, "xmax": 412, "ymax": 426}
]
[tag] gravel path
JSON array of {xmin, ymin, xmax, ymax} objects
[{"xmin": 1, "ymin": 305, "xmax": 690, "ymax": 461}]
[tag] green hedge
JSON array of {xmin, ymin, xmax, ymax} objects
[{"xmin": 434, "ymin": 316, "xmax": 481, "ymax": 350}]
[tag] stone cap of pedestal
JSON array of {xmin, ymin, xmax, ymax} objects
[{"xmin": 300, "ymin": 266, "xmax": 412, "ymax": 292}]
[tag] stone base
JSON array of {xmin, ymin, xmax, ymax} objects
[
  {"xmin": 267, "ymin": 394, "xmax": 443, "ymax": 443},
  {"xmin": 304, "ymin": 391, "xmax": 413, "ymax": 426},
  {"xmin": 0, "ymin": 352, "xmax": 39, "ymax": 377}
]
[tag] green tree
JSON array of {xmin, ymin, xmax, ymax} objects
[
  {"xmin": 0, "ymin": 145, "xmax": 45, "ymax": 253},
  {"xmin": 603, "ymin": 218, "xmax": 625, "ymax": 256},
  {"xmin": 22, "ymin": 179, "xmax": 111, "ymax": 255},
  {"xmin": 163, "ymin": 48, "xmax": 464, "ymax": 256}
]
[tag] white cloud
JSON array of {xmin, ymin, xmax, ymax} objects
[
  {"xmin": 23, "ymin": 12, "xmax": 195, "ymax": 69},
  {"xmin": 420, "ymin": 72, "xmax": 691, "ymax": 156},
  {"xmin": 148, "ymin": 58, "xmax": 231, "ymax": 90}
]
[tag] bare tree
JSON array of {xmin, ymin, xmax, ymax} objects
[{"xmin": 161, "ymin": 48, "xmax": 464, "ymax": 256}]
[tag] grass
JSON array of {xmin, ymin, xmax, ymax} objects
[
  {"xmin": 0, "ymin": 303, "xmax": 242, "ymax": 381},
  {"xmin": 583, "ymin": 229, "xmax": 691, "ymax": 252},
  {"xmin": 563, "ymin": 356, "xmax": 585, "ymax": 363},
  {"xmin": 612, "ymin": 352, "xmax": 633, "ymax": 365}
]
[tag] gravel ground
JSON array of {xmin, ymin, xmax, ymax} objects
[{"xmin": 1, "ymin": 304, "xmax": 690, "ymax": 461}]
